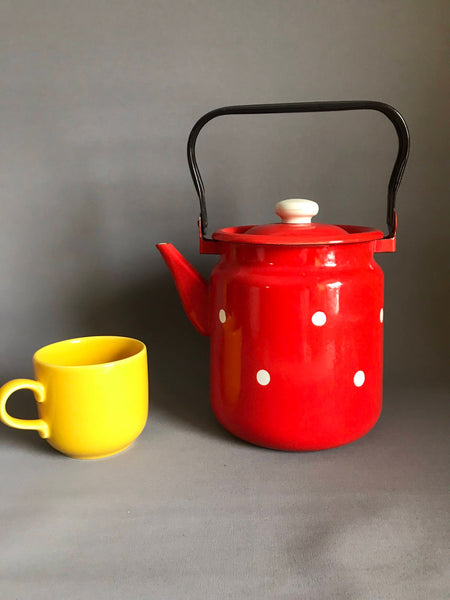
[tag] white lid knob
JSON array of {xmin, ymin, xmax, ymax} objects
[{"xmin": 275, "ymin": 199, "xmax": 319, "ymax": 224}]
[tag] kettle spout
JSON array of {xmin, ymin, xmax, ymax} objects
[{"xmin": 156, "ymin": 243, "xmax": 210, "ymax": 336}]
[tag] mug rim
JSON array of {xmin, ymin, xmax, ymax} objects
[{"xmin": 33, "ymin": 335, "xmax": 147, "ymax": 369}]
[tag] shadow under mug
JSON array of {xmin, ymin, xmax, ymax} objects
[{"xmin": 0, "ymin": 336, "xmax": 148, "ymax": 459}]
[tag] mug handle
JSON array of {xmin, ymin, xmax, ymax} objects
[{"xmin": 0, "ymin": 379, "xmax": 49, "ymax": 438}]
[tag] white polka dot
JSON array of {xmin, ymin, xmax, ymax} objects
[
  {"xmin": 380, "ymin": 308, "xmax": 384, "ymax": 323},
  {"xmin": 256, "ymin": 370, "xmax": 270, "ymax": 386},
  {"xmin": 353, "ymin": 370, "xmax": 365, "ymax": 387},
  {"xmin": 219, "ymin": 309, "xmax": 226, "ymax": 324},
  {"xmin": 312, "ymin": 311, "xmax": 327, "ymax": 326}
]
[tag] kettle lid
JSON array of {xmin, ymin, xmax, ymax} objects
[{"xmin": 212, "ymin": 199, "xmax": 384, "ymax": 246}]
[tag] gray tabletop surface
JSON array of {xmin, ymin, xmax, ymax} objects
[{"xmin": 0, "ymin": 384, "xmax": 448, "ymax": 600}]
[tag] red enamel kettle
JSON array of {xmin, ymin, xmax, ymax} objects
[{"xmin": 157, "ymin": 101, "xmax": 410, "ymax": 450}]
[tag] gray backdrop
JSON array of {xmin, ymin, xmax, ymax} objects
[
  {"xmin": 0, "ymin": 0, "xmax": 448, "ymax": 385},
  {"xmin": 0, "ymin": 2, "xmax": 448, "ymax": 599}
]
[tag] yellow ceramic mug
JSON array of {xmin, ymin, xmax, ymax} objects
[{"xmin": 0, "ymin": 336, "xmax": 148, "ymax": 459}]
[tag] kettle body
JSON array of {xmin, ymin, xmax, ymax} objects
[
  {"xmin": 209, "ymin": 242, "xmax": 383, "ymax": 450},
  {"xmin": 157, "ymin": 101, "xmax": 409, "ymax": 451}
]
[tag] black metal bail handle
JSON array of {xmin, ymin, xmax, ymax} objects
[{"xmin": 187, "ymin": 101, "xmax": 410, "ymax": 238}]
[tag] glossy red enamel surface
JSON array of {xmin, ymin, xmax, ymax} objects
[
  {"xmin": 212, "ymin": 223, "xmax": 384, "ymax": 245},
  {"xmin": 157, "ymin": 233, "xmax": 393, "ymax": 451},
  {"xmin": 208, "ymin": 241, "xmax": 384, "ymax": 450}
]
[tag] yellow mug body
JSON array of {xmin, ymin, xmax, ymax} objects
[{"xmin": 0, "ymin": 336, "xmax": 148, "ymax": 459}]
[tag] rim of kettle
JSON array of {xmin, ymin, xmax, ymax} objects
[{"xmin": 211, "ymin": 224, "xmax": 385, "ymax": 246}]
